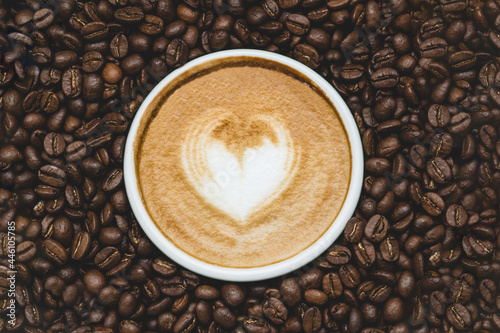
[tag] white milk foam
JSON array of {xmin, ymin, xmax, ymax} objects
[{"xmin": 181, "ymin": 114, "xmax": 300, "ymax": 221}]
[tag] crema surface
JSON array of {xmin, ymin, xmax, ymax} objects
[{"xmin": 137, "ymin": 61, "xmax": 351, "ymax": 268}]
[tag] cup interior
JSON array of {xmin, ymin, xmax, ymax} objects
[{"xmin": 124, "ymin": 49, "xmax": 363, "ymax": 281}]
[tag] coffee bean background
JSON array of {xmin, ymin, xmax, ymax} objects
[{"xmin": 0, "ymin": 0, "xmax": 500, "ymax": 332}]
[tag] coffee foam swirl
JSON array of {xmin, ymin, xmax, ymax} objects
[
  {"xmin": 137, "ymin": 61, "xmax": 351, "ymax": 268},
  {"xmin": 181, "ymin": 110, "xmax": 300, "ymax": 221}
]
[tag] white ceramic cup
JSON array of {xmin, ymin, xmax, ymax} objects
[{"xmin": 124, "ymin": 49, "xmax": 363, "ymax": 281}]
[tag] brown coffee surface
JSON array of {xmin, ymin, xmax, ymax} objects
[{"xmin": 137, "ymin": 60, "xmax": 351, "ymax": 268}]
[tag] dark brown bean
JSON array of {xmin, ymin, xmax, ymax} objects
[
  {"xmin": 166, "ymin": 39, "xmax": 189, "ymax": 68},
  {"xmin": 81, "ymin": 22, "xmax": 109, "ymax": 42},
  {"xmin": 42, "ymin": 239, "xmax": 68, "ymax": 265},
  {"xmin": 114, "ymin": 6, "xmax": 145, "ymax": 24},
  {"xmin": 71, "ymin": 231, "xmax": 91, "ymax": 261},
  {"xmin": 421, "ymin": 192, "xmax": 445, "ymax": 216},
  {"xmin": 82, "ymin": 51, "xmax": 104, "ymax": 73},
  {"xmin": 293, "ymin": 44, "xmax": 320, "ymax": 69}
]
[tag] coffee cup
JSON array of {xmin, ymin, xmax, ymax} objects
[{"xmin": 124, "ymin": 49, "xmax": 363, "ymax": 281}]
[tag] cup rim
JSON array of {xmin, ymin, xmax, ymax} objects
[{"xmin": 124, "ymin": 49, "xmax": 363, "ymax": 281}]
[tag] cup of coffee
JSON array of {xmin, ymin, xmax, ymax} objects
[{"xmin": 124, "ymin": 49, "xmax": 363, "ymax": 281}]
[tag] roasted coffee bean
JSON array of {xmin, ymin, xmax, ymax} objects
[
  {"xmin": 419, "ymin": 37, "xmax": 447, "ymax": 58},
  {"xmin": 121, "ymin": 54, "xmax": 145, "ymax": 76},
  {"xmin": 293, "ymin": 44, "xmax": 319, "ymax": 69},
  {"xmin": 489, "ymin": 85, "xmax": 500, "ymax": 107},
  {"xmin": 286, "ymin": 14, "xmax": 310, "ymax": 35},
  {"xmin": 83, "ymin": 74, "xmax": 104, "ymax": 102},
  {"xmin": 280, "ymin": 278, "xmax": 301, "ymax": 306},
  {"xmin": 380, "ymin": 236, "xmax": 399, "ymax": 262},
  {"xmin": 35, "ymin": 184, "xmax": 59, "ymax": 199},
  {"xmin": 23, "ymin": 91, "xmax": 41, "ymax": 113},
  {"xmin": 249, "ymin": 31, "xmax": 271, "ymax": 47},
  {"xmin": 353, "ymin": 238, "xmax": 376, "ymax": 268},
  {"xmin": 0, "ymin": 145, "xmax": 23, "ymax": 163},
  {"xmin": 42, "ymin": 239, "xmax": 68, "ymax": 265},
  {"xmin": 86, "ymin": 130, "xmax": 112, "ymax": 149},
  {"xmin": 371, "ymin": 48, "xmax": 397, "ymax": 71},
  {"xmin": 115, "ymin": 6, "xmax": 145, "ymax": 24},
  {"xmin": 446, "ymin": 303, "xmax": 471, "ymax": 330},
  {"xmin": 479, "ymin": 279, "xmax": 496, "ymax": 304},
  {"xmin": 53, "ymin": 50, "xmax": 78, "ymax": 70},
  {"xmin": 261, "ymin": 0, "xmax": 279, "ymax": 18},
  {"xmin": 340, "ymin": 64, "xmax": 364, "ymax": 82},
  {"xmin": 50, "ymin": 216, "xmax": 72, "ymax": 246},
  {"xmin": 304, "ymin": 289, "xmax": 328, "ymax": 306},
  {"xmin": 94, "ymin": 246, "xmax": 122, "ymax": 271},
  {"xmin": 369, "ymin": 284, "xmax": 391, "ymax": 303},
  {"xmin": 448, "ymin": 112, "xmax": 472, "ymax": 134},
  {"xmin": 100, "ymin": 169, "xmax": 123, "ymax": 192},
  {"xmin": 263, "ymin": 298, "xmax": 287, "ymax": 324},
  {"xmin": 371, "ymin": 68, "xmax": 399, "ymax": 89},
  {"xmin": 448, "ymin": 51, "xmax": 476, "ymax": 72},
  {"xmin": 479, "ymin": 62, "xmax": 497, "ymax": 88},
  {"xmin": 17, "ymin": 241, "xmax": 37, "ymax": 262},
  {"xmin": 83, "ymin": 269, "xmax": 107, "ymax": 296},
  {"xmin": 428, "ymin": 291, "xmax": 447, "ymax": 316},
  {"xmin": 65, "ymin": 141, "xmax": 87, "ymax": 162},
  {"xmin": 110, "ymin": 34, "xmax": 129, "ymax": 59},
  {"xmin": 357, "ymin": 281, "xmax": 377, "ymax": 302},
  {"xmin": 383, "ymin": 297, "xmax": 405, "ymax": 323},
  {"xmin": 129, "ymin": 33, "xmax": 152, "ymax": 53},
  {"xmin": 427, "ymin": 104, "xmax": 450, "ymax": 127},
  {"xmin": 140, "ymin": 15, "xmax": 165, "ymax": 35},
  {"xmin": 38, "ymin": 165, "xmax": 67, "ymax": 187},
  {"xmin": 468, "ymin": 235, "xmax": 494, "ymax": 257},
  {"xmin": 430, "ymin": 133, "xmax": 453, "ymax": 158},
  {"xmin": 82, "ymin": 51, "xmax": 104, "ymax": 73},
  {"xmin": 420, "ymin": 17, "xmax": 444, "ymax": 39},
  {"xmin": 344, "ymin": 217, "xmax": 365, "ymax": 243},
  {"xmin": 62, "ymin": 66, "xmax": 82, "ymax": 98},
  {"xmin": 65, "ymin": 184, "xmax": 83, "ymax": 208},
  {"xmin": 305, "ymin": 28, "xmax": 329, "ymax": 50},
  {"xmin": 339, "ymin": 264, "xmax": 360, "ymax": 289},
  {"xmin": 194, "ymin": 285, "xmax": 219, "ymax": 300},
  {"xmin": 297, "ymin": 268, "xmax": 324, "ymax": 291},
  {"xmin": 445, "ymin": 204, "xmax": 467, "ymax": 227},
  {"xmin": 32, "ymin": 46, "xmax": 52, "ymax": 64},
  {"xmin": 326, "ymin": 245, "xmax": 351, "ymax": 265},
  {"xmin": 166, "ymin": 39, "xmax": 189, "ymax": 68},
  {"xmin": 364, "ymin": 215, "xmax": 389, "ymax": 242},
  {"xmin": 421, "ymin": 192, "xmax": 445, "ymax": 216},
  {"xmin": 221, "ymin": 284, "xmax": 245, "ymax": 307},
  {"xmin": 213, "ymin": 306, "xmax": 237, "ymax": 329},
  {"xmin": 81, "ymin": 22, "xmax": 109, "ymax": 42},
  {"xmin": 71, "ymin": 231, "xmax": 91, "ymax": 260},
  {"xmin": 152, "ymin": 258, "xmax": 177, "ymax": 277},
  {"xmin": 209, "ymin": 30, "xmax": 229, "ymax": 51},
  {"xmin": 40, "ymin": 91, "xmax": 59, "ymax": 115},
  {"xmin": 426, "ymin": 157, "xmax": 452, "ymax": 184},
  {"xmin": 99, "ymin": 226, "xmax": 123, "ymax": 246},
  {"xmin": 302, "ymin": 307, "xmax": 321, "ymax": 333},
  {"xmin": 33, "ymin": 8, "xmax": 55, "ymax": 29},
  {"xmin": 246, "ymin": 6, "xmax": 267, "ymax": 25},
  {"xmin": 322, "ymin": 272, "xmax": 342, "ymax": 298},
  {"xmin": 102, "ymin": 63, "xmax": 122, "ymax": 84},
  {"xmin": 43, "ymin": 132, "xmax": 66, "ymax": 157},
  {"xmin": 479, "ymin": 125, "xmax": 497, "ymax": 150}
]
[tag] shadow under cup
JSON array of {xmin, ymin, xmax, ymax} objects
[{"xmin": 124, "ymin": 50, "xmax": 363, "ymax": 281}]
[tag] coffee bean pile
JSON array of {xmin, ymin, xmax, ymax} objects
[{"xmin": 1, "ymin": 0, "xmax": 500, "ymax": 332}]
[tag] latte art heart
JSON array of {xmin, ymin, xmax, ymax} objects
[
  {"xmin": 181, "ymin": 112, "xmax": 300, "ymax": 221},
  {"xmin": 137, "ymin": 62, "xmax": 352, "ymax": 268}
]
